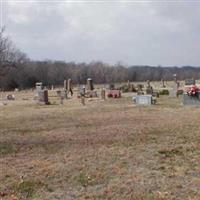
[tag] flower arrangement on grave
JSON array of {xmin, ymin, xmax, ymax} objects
[{"xmin": 187, "ymin": 85, "xmax": 200, "ymax": 97}]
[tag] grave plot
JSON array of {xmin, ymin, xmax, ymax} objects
[
  {"xmin": 77, "ymin": 78, "xmax": 98, "ymax": 99},
  {"xmin": 35, "ymin": 83, "xmax": 50, "ymax": 105},
  {"xmin": 107, "ymin": 83, "xmax": 121, "ymax": 98},
  {"xmin": 133, "ymin": 95, "xmax": 156, "ymax": 105},
  {"xmin": 182, "ymin": 80, "xmax": 200, "ymax": 106},
  {"xmin": 120, "ymin": 81, "xmax": 137, "ymax": 93}
]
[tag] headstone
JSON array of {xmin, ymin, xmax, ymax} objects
[
  {"xmin": 170, "ymin": 82, "xmax": 179, "ymax": 98},
  {"xmin": 38, "ymin": 89, "xmax": 49, "ymax": 105},
  {"xmin": 43, "ymin": 89, "xmax": 49, "ymax": 105},
  {"xmin": 130, "ymin": 84, "xmax": 135, "ymax": 92},
  {"xmin": 185, "ymin": 79, "xmax": 195, "ymax": 86},
  {"xmin": 64, "ymin": 80, "xmax": 67, "ymax": 91},
  {"xmin": 36, "ymin": 82, "xmax": 42, "ymax": 92},
  {"xmin": 56, "ymin": 90, "xmax": 61, "ymax": 97},
  {"xmin": 63, "ymin": 80, "xmax": 68, "ymax": 99},
  {"xmin": 61, "ymin": 91, "xmax": 67, "ymax": 104},
  {"xmin": 170, "ymin": 87, "xmax": 177, "ymax": 98},
  {"xmin": 183, "ymin": 93, "xmax": 200, "ymax": 106},
  {"xmin": 173, "ymin": 74, "xmax": 177, "ymax": 83},
  {"xmin": 36, "ymin": 82, "xmax": 43, "ymax": 99},
  {"xmin": 137, "ymin": 84, "xmax": 143, "ymax": 92},
  {"xmin": 77, "ymin": 85, "xmax": 85, "ymax": 98},
  {"xmin": 80, "ymin": 85, "xmax": 86, "ymax": 97},
  {"xmin": 107, "ymin": 90, "xmax": 121, "ymax": 98},
  {"xmin": 161, "ymin": 79, "xmax": 166, "ymax": 88},
  {"xmin": 134, "ymin": 95, "xmax": 155, "ymax": 105},
  {"xmin": 146, "ymin": 87, "xmax": 153, "ymax": 95},
  {"xmin": 109, "ymin": 83, "xmax": 115, "ymax": 90},
  {"xmin": 146, "ymin": 80, "xmax": 153, "ymax": 95},
  {"xmin": 101, "ymin": 89, "xmax": 106, "ymax": 100},
  {"xmin": 67, "ymin": 79, "xmax": 73, "ymax": 96},
  {"xmin": 147, "ymin": 80, "xmax": 150, "ymax": 87},
  {"xmin": 38, "ymin": 90, "xmax": 44, "ymax": 102},
  {"xmin": 152, "ymin": 91, "xmax": 159, "ymax": 98},
  {"xmin": 87, "ymin": 78, "xmax": 94, "ymax": 91}
]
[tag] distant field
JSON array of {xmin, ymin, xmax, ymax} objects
[{"xmin": 0, "ymin": 88, "xmax": 200, "ymax": 200}]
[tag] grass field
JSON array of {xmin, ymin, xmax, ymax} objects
[{"xmin": 0, "ymin": 89, "xmax": 200, "ymax": 200}]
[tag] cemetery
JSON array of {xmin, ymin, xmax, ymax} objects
[
  {"xmin": 1, "ymin": 78, "xmax": 200, "ymax": 200},
  {"xmin": 1, "ymin": 3, "xmax": 200, "ymax": 199}
]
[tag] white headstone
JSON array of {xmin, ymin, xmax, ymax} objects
[{"xmin": 134, "ymin": 95, "xmax": 153, "ymax": 105}]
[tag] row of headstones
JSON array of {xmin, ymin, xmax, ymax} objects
[
  {"xmin": 35, "ymin": 79, "xmax": 163, "ymax": 105},
  {"xmin": 36, "ymin": 79, "xmax": 74, "ymax": 105},
  {"xmin": 136, "ymin": 77, "xmax": 198, "ymax": 106},
  {"xmin": 35, "ymin": 78, "xmax": 103, "ymax": 105},
  {"xmin": 35, "ymin": 76, "xmax": 198, "ymax": 106},
  {"xmin": 134, "ymin": 76, "xmax": 179, "ymax": 106}
]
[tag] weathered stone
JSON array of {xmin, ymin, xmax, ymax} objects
[
  {"xmin": 173, "ymin": 74, "xmax": 177, "ymax": 83},
  {"xmin": 133, "ymin": 95, "xmax": 155, "ymax": 105},
  {"xmin": 38, "ymin": 89, "xmax": 49, "ymax": 105},
  {"xmin": 185, "ymin": 79, "xmax": 195, "ymax": 86},
  {"xmin": 68, "ymin": 79, "xmax": 73, "ymax": 96},
  {"xmin": 130, "ymin": 84, "xmax": 136, "ymax": 92},
  {"xmin": 169, "ymin": 89, "xmax": 177, "ymax": 98},
  {"xmin": 147, "ymin": 80, "xmax": 150, "ymax": 87},
  {"xmin": 43, "ymin": 90, "xmax": 49, "ymax": 104},
  {"xmin": 101, "ymin": 89, "xmax": 106, "ymax": 100},
  {"xmin": 146, "ymin": 86, "xmax": 153, "ymax": 95},
  {"xmin": 161, "ymin": 79, "xmax": 166, "ymax": 88},
  {"xmin": 64, "ymin": 80, "xmax": 67, "ymax": 91},
  {"xmin": 79, "ymin": 86, "xmax": 86, "ymax": 97},
  {"xmin": 109, "ymin": 84, "xmax": 115, "ymax": 90},
  {"xmin": 183, "ymin": 93, "xmax": 200, "ymax": 106},
  {"xmin": 107, "ymin": 90, "xmax": 121, "ymax": 98},
  {"xmin": 137, "ymin": 84, "xmax": 144, "ymax": 92},
  {"xmin": 56, "ymin": 90, "xmax": 61, "ymax": 97},
  {"xmin": 146, "ymin": 80, "xmax": 154, "ymax": 95},
  {"xmin": 36, "ymin": 82, "xmax": 42, "ymax": 92},
  {"xmin": 170, "ymin": 82, "xmax": 179, "ymax": 98},
  {"xmin": 87, "ymin": 78, "xmax": 94, "ymax": 91},
  {"xmin": 67, "ymin": 79, "xmax": 72, "ymax": 91}
]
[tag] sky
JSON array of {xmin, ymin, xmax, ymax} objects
[{"xmin": 1, "ymin": 0, "xmax": 200, "ymax": 66}]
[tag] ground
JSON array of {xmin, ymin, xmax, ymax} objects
[{"xmin": 0, "ymin": 89, "xmax": 200, "ymax": 200}]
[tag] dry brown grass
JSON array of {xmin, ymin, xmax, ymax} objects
[{"xmin": 0, "ymin": 89, "xmax": 200, "ymax": 200}]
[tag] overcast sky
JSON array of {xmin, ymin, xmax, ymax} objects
[{"xmin": 1, "ymin": 0, "xmax": 200, "ymax": 66}]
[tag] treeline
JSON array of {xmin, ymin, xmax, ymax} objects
[{"xmin": 1, "ymin": 29, "xmax": 200, "ymax": 90}]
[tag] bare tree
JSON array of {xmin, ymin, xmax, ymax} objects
[{"xmin": 0, "ymin": 27, "xmax": 28, "ymax": 74}]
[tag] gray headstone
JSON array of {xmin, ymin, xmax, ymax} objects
[
  {"xmin": 36, "ymin": 82, "xmax": 43, "ymax": 98},
  {"xmin": 101, "ymin": 89, "xmax": 106, "ymax": 100},
  {"xmin": 169, "ymin": 89, "xmax": 177, "ymax": 98},
  {"xmin": 87, "ymin": 78, "xmax": 94, "ymax": 90},
  {"xmin": 185, "ymin": 79, "xmax": 195, "ymax": 86},
  {"xmin": 36, "ymin": 82, "xmax": 42, "ymax": 92},
  {"xmin": 38, "ymin": 89, "xmax": 49, "ymax": 105},
  {"xmin": 183, "ymin": 93, "xmax": 200, "ymax": 106},
  {"xmin": 170, "ymin": 83, "xmax": 179, "ymax": 98},
  {"xmin": 134, "ymin": 95, "xmax": 153, "ymax": 105}
]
